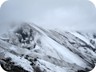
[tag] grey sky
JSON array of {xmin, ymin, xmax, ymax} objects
[{"xmin": 0, "ymin": 0, "xmax": 96, "ymax": 33}]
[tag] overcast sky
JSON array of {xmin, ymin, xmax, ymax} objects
[{"xmin": 0, "ymin": 0, "xmax": 96, "ymax": 33}]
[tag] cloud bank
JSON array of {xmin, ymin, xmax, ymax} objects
[{"xmin": 0, "ymin": 0, "xmax": 96, "ymax": 33}]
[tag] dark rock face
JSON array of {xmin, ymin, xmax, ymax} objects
[
  {"xmin": 1, "ymin": 58, "xmax": 28, "ymax": 72},
  {"xmin": 0, "ymin": 23, "xmax": 96, "ymax": 72},
  {"xmin": 8, "ymin": 66, "xmax": 29, "ymax": 72},
  {"xmin": 77, "ymin": 70, "xmax": 86, "ymax": 72}
]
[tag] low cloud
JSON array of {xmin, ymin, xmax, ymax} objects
[{"xmin": 0, "ymin": 0, "xmax": 96, "ymax": 33}]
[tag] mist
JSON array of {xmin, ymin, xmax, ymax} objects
[{"xmin": 0, "ymin": 0, "xmax": 96, "ymax": 34}]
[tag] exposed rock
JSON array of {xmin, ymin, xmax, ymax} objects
[{"xmin": 0, "ymin": 23, "xmax": 96, "ymax": 72}]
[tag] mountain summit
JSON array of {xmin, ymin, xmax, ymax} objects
[{"xmin": 0, "ymin": 23, "xmax": 96, "ymax": 72}]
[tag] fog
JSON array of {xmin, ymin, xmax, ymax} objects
[{"xmin": 0, "ymin": 0, "xmax": 96, "ymax": 34}]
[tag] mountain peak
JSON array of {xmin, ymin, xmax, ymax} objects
[{"xmin": 0, "ymin": 23, "xmax": 96, "ymax": 72}]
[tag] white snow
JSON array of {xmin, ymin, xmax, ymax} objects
[
  {"xmin": 70, "ymin": 31, "xmax": 95, "ymax": 48},
  {"xmin": 0, "ymin": 23, "xmax": 96, "ymax": 72},
  {"xmin": 5, "ymin": 52, "xmax": 33, "ymax": 72},
  {"xmin": 41, "ymin": 35, "xmax": 89, "ymax": 69},
  {"xmin": 0, "ymin": 66, "xmax": 6, "ymax": 72}
]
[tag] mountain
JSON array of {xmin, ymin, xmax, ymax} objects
[{"xmin": 0, "ymin": 23, "xmax": 96, "ymax": 72}]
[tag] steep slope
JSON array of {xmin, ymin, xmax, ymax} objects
[{"xmin": 0, "ymin": 23, "xmax": 96, "ymax": 72}]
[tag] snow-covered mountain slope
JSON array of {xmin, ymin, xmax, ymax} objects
[{"xmin": 0, "ymin": 23, "xmax": 96, "ymax": 72}]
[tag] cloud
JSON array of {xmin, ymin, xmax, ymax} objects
[{"xmin": 0, "ymin": 0, "xmax": 96, "ymax": 32}]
